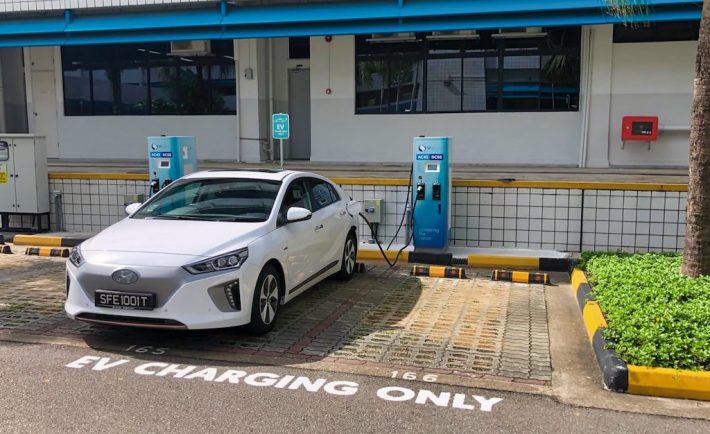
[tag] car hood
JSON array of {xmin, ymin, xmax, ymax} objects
[{"xmin": 81, "ymin": 218, "xmax": 267, "ymax": 258}]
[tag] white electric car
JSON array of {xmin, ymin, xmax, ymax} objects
[{"xmin": 64, "ymin": 170, "xmax": 361, "ymax": 333}]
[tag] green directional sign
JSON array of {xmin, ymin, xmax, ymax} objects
[{"xmin": 272, "ymin": 113, "xmax": 290, "ymax": 140}]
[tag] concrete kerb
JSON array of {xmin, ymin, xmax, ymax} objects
[
  {"xmin": 358, "ymin": 247, "xmax": 575, "ymax": 272},
  {"xmin": 12, "ymin": 234, "xmax": 86, "ymax": 248},
  {"xmin": 570, "ymin": 267, "xmax": 710, "ymax": 401}
]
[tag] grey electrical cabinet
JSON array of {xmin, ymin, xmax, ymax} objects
[{"xmin": 0, "ymin": 134, "xmax": 49, "ymax": 231}]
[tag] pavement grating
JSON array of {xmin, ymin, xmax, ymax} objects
[{"xmin": 0, "ymin": 253, "xmax": 553, "ymax": 383}]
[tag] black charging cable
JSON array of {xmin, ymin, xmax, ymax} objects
[
  {"xmin": 386, "ymin": 164, "xmax": 414, "ymax": 251},
  {"xmin": 358, "ymin": 182, "xmax": 420, "ymax": 269}
]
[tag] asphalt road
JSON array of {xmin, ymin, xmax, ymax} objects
[{"xmin": 1, "ymin": 341, "xmax": 709, "ymax": 434}]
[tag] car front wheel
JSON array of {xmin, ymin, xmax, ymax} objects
[
  {"xmin": 335, "ymin": 232, "xmax": 357, "ymax": 281},
  {"xmin": 248, "ymin": 264, "xmax": 281, "ymax": 334}
]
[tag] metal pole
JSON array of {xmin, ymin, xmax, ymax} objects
[
  {"xmin": 280, "ymin": 139, "xmax": 284, "ymax": 169},
  {"xmin": 51, "ymin": 190, "xmax": 64, "ymax": 232}
]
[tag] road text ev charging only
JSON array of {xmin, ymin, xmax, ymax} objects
[{"xmin": 65, "ymin": 355, "xmax": 503, "ymax": 413}]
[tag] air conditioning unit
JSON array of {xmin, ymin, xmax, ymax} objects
[
  {"xmin": 366, "ymin": 32, "xmax": 418, "ymax": 43},
  {"xmin": 427, "ymin": 29, "xmax": 480, "ymax": 40},
  {"xmin": 169, "ymin": 40, "xmax": 211, "ymax": 56},
  {"xmin": 492, "ymin": 27, "xmax": 547, "ymax": 39}
]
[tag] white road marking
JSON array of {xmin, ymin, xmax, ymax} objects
[{"xmin": 64, "ymin": 355, "xmax": 503, "ymax": 412}]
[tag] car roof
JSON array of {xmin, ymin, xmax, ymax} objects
[{"xmin": 181, "ymin": 169, "xmax": 319, "ymax": 182}]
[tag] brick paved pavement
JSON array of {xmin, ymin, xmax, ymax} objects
[{"xmin": 0, "ymin": 253, "xmax": 554, "ymax": 383}]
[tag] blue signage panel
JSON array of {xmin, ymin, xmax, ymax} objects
[{"xmin": 272, "ymin": 113, "xmax": 290, "ymax": 140}]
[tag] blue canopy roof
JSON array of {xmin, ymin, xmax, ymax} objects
[{"xmin": 0, "ymin": 0, "xmax": 702, "ymax": 47}]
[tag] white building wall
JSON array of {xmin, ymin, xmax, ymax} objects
[
  {"xmin": 584, "ymin": 24, "xmax": 695, "ymax": 168},
  {"xmin": 309, "ymin": 35, "xmax": 583, "ymax": 165},
  {"xmin": 608, "ymin": 39, "xmax": 695, "ymax": 166},
  {"xmin": 21, "ymin": 27, "xmax": 698, "ymax": 166}
]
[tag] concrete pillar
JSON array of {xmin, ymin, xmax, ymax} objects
[
  {"xmin": 236, "ymin": 38, "xmax": 270, "ymax": 163},
  {"xmin": 585, "ymin": 25, "xmax": 614, "ymax": 168}
]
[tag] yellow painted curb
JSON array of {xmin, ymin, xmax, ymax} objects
[
  {"xmin": 331, "ymin": 177, "xmax": 409, "ymax": 186},
  {"xmin": 48, "ymin": 172, "xmax": 688, "ymax": 192},
  {"xmin": 468, "ymin": 255, "xmax": 538, "ymax": 269},
  {"xmin": 582, "ymin": 301, "xmax": 607, "ymax": 342},
  {"xmin": 628, "ymin": 365, "xmax": 710, "ymax": 401},
  {"xmin": 570, "ymin": 268, "xmax": 587, "ymax": 294},
  {"xmin": 13, "ymin": 235, "xmax": 62, "ymax": 247},
  {"xmin": 357, "ymin": 249, "xmax": 409, "ymax": 262},
  {"xmin": 453, "ymin": 179, "xmax": 688, "ymax": 191}
]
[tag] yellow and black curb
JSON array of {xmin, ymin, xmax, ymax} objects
[
  {"xmin": 469, "ymin": 255, "xmax": 571, "ymax": 271},
  {"xmin": 492, "ymin": 270, "xmax": 550, "ymax": 285},
  {"xmin": 358, "ymin": 248, "xmax": 573, "ymax": 271},
  {"xmin": 12, "ymin": 234, "xmax": 85, "ymax": 248},
  {"xmin": 411, "ymin": 265, "xmax": 466, "ymax": 279},
  {"xmin": 571, "ymin": 268, "xmax": 710, "ymax": 400},
  {"xmin": 25, "ymin": 247, "xmax": 71, "ymax": 258}
]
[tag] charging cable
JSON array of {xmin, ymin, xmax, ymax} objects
[{"xmin": 358, "ymin": 181, "xmax": 420, "ymax": 269}]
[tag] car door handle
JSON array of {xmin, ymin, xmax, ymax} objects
[{"xmin": 315, "ymin": 224, "xmax": 324, "ymax": 231}]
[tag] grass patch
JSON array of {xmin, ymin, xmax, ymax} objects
[{"xmin": 583, "ymin": 252, "xmax": 710, "ymax": 371}]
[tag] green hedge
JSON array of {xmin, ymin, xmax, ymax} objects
[{"xmin": 583, "ymin": 253, "xmax": 710, "ymax": 371}]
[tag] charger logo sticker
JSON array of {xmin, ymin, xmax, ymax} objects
[
  {"xmin": 150, "ymin": 152, "xmax": 172, "ymax": 158},
  {"xmin": 0, "ymin": 163, "xmax": 7, "ymax": 184}
]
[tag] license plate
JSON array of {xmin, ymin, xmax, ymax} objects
[{"xmin": 95, "ymin": 290, "xmax": 155, "ymax": 310}]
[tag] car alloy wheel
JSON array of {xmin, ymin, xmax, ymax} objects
[
  {"xmin": 335, "ymin": 232, "xmax": 357, "ymax": 281},
  {"xmin": 344, "ymin": 238, "xmax": 356, "ymax": 275},
  {"xmin": 259, "ymin": 274, "xmax": 279, "ymax": 325}
]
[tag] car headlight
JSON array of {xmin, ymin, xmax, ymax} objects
[
  {"xmin": 183, "ymin": 248, "xmax": 249, "ymax": 274},
  {"xmin": 68, "ymin": 245, "xmax": 84, "ymax": 268}
]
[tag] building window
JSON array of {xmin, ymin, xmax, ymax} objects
[
  {"xmin": 289, "ymin": 37, "xmax": 310, "ymax": 59},
  {"xmin": 613, "ymin": 20, "xmax": 700, "ymax": 43},
  {"xmin": 62, "ymin": 40, "xmax": 236, "ymax": 116},
  {"xmin": 355, "ymin": 27, "xmax": 581, "ymax": 114}
]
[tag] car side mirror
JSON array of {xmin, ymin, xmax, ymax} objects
[
  {"xmin": 286, "ymin": 207, "xmax": 312, "ymax": 223},
  {"xmin": 125, "ymin": 202, "xmax": 142, "ymax": 216}
]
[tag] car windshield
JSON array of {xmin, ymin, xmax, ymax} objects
[{"xmin": 132, "ymin": 178, "xmax": 281, "ymax": 222}]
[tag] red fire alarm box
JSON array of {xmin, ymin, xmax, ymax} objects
[{"xmin": 622, "ymin": 116, "xmax": 659, "ymax": 141}]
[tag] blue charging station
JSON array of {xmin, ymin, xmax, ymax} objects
[
  {"xmin": 412, "ymin": 136, "xmax": 451, "ymax": 251},
  {"xmin": 148, "ymin": 136, "xmax": 197, "ymax": 194}
]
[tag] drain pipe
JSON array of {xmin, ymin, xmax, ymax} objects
[
  {"xmin": 578, "ymin": 27, "xmax": 594, "ymax": 168},
  {"xmin": 234, "ymin": 40, "xmax": 242, "ymax": 163},
  {"xmin": 268, "ymin": 38, "xmax": 275, "ymax": 162},
  {"xmin": 51, "ymin": 190, "xmax": 64, "ymax": 231}
]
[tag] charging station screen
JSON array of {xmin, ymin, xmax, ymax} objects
[{"xmin": 426, "ymin": 163, "xmax": 439, "ymax": 172}]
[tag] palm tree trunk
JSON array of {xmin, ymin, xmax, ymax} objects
[{"xmin": 682, "ymin": 0, "xmax": 710, "ymax": 277}]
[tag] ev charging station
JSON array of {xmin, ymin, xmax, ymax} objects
[
  {"xmin": 148, "ymin": 136, "xmax": 197, "ymax": 195},
  {"xmin": 412, "ymin": 136, "xmax": 451, "ymax": 252}
]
